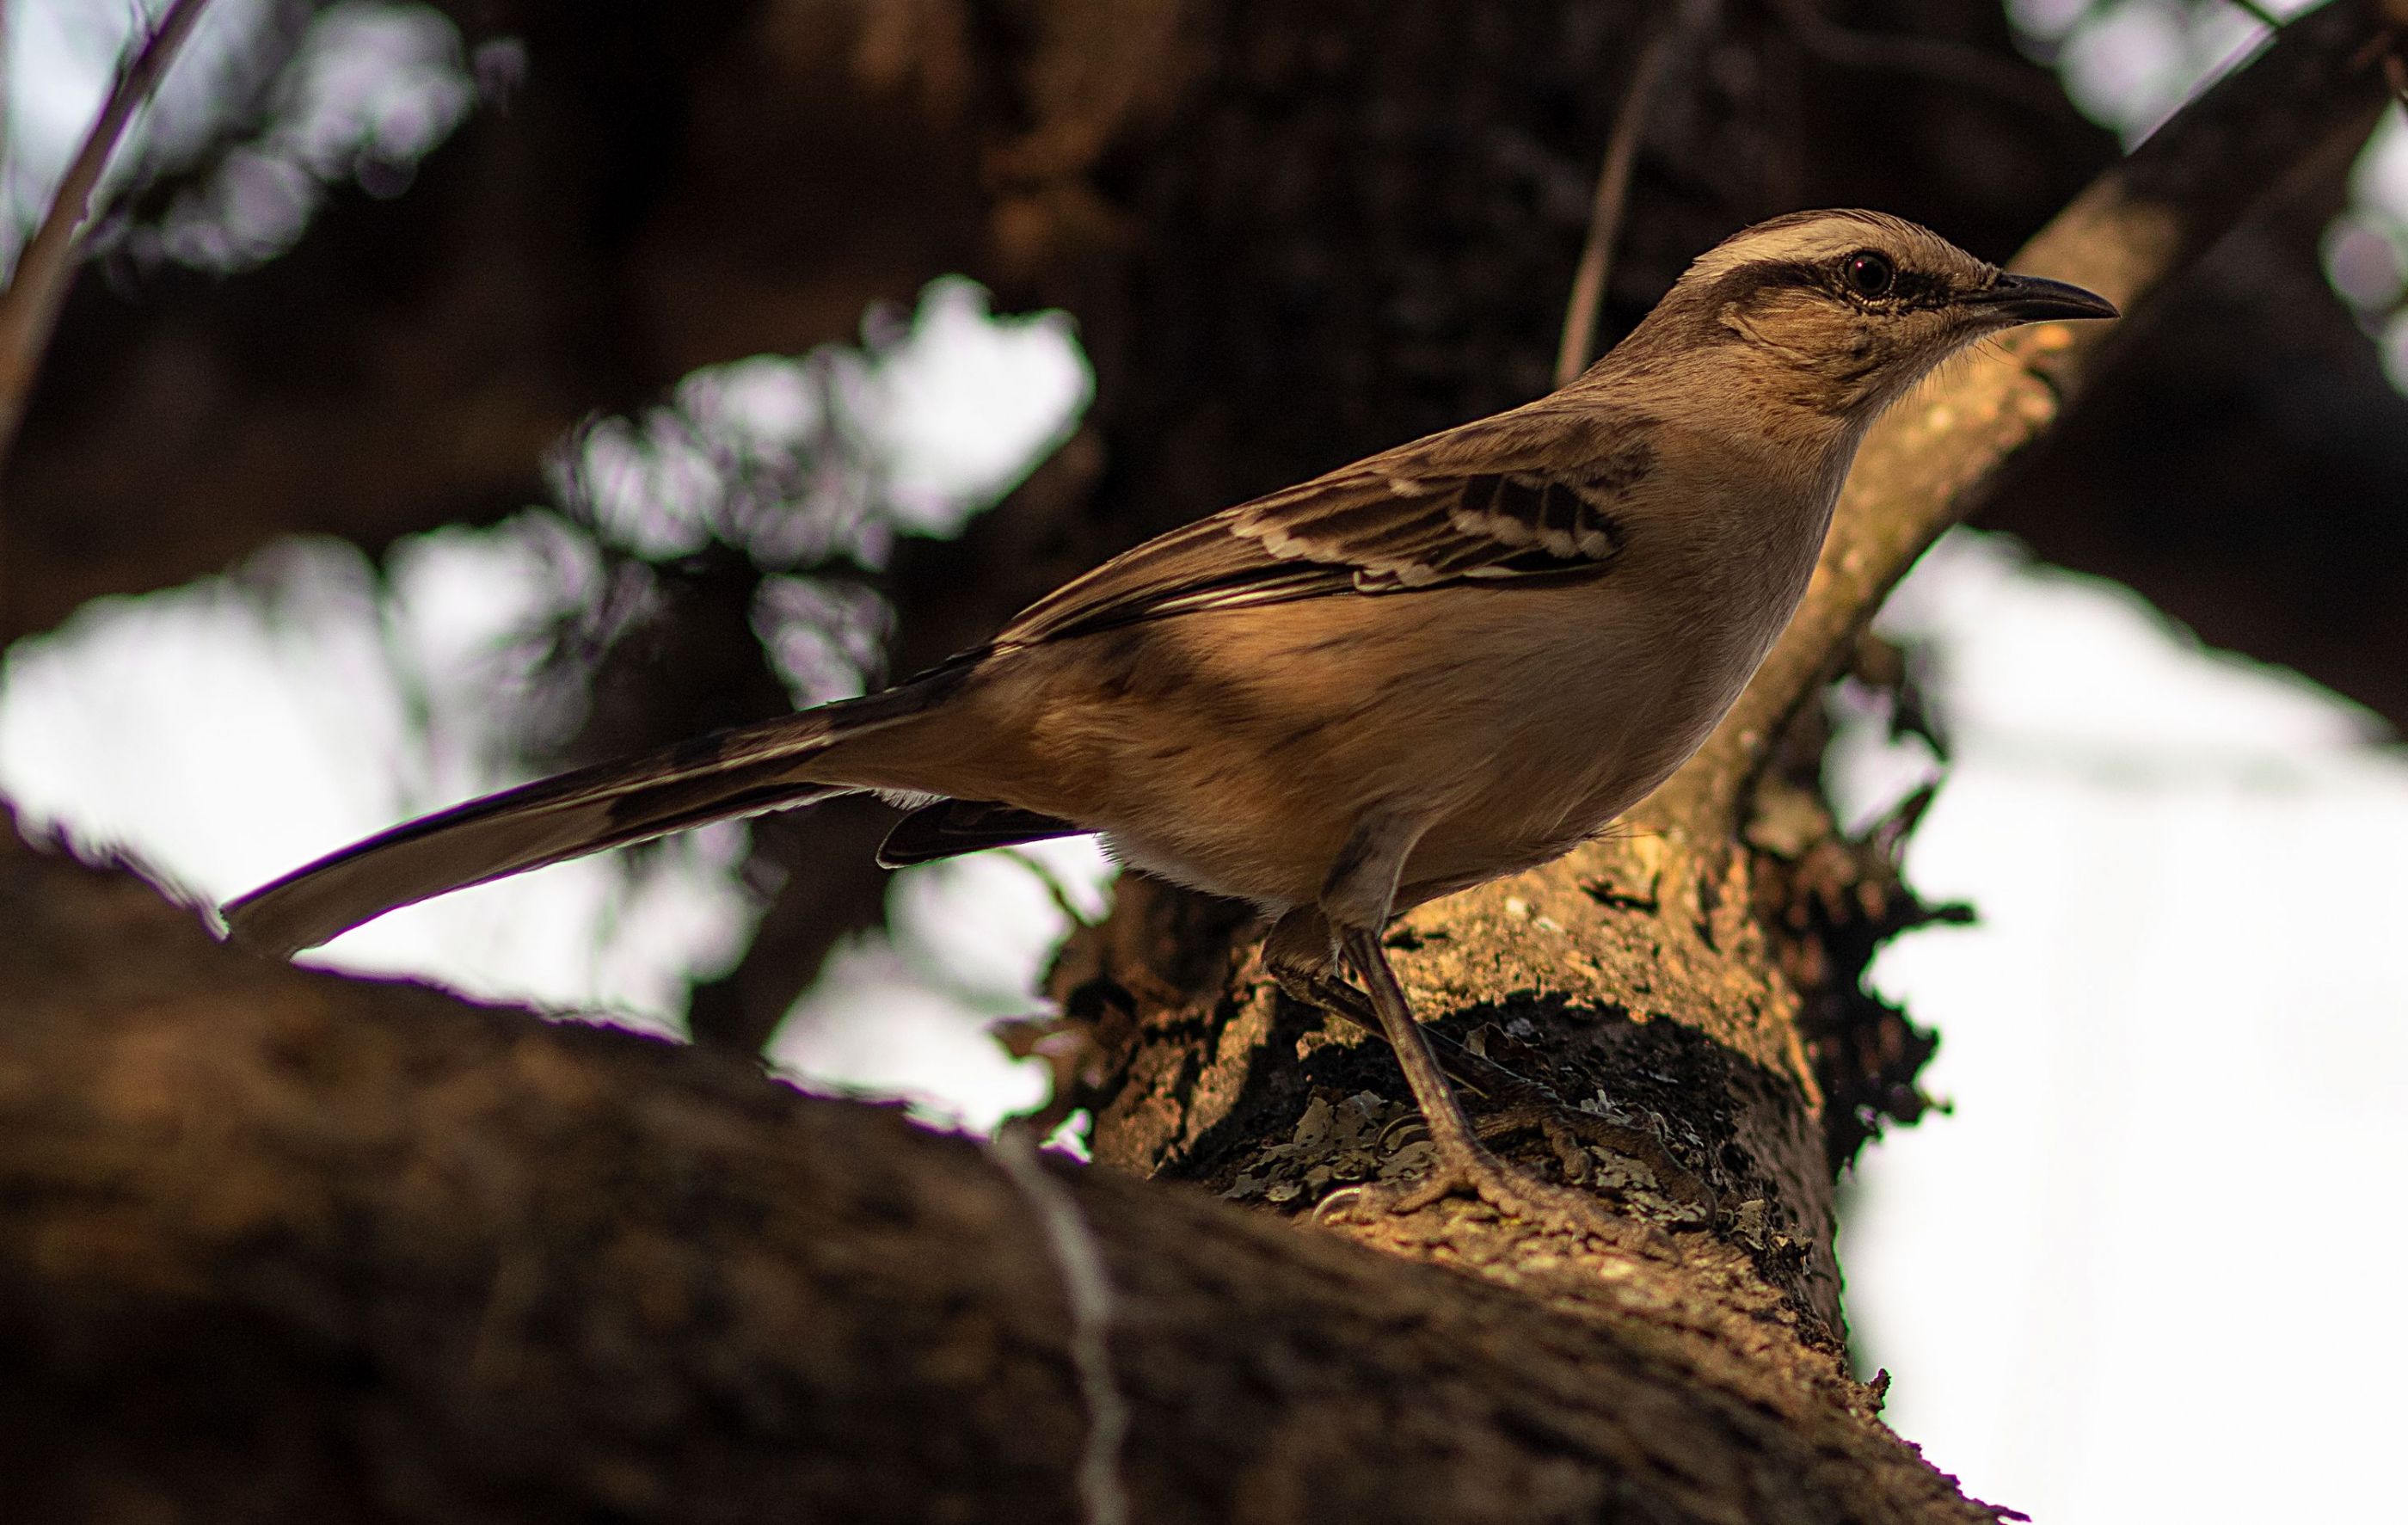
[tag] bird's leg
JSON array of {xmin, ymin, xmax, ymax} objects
[
  {"xmin": 1336, "ymin": 926, "xmax": 1669, "ymax": 1248},
  {"xmin": 1284, "ymin": 821, "xmax": 1668, "ymax": 1250},
  {"xmin": 1262, "ymin": 907, "xmax": 1714, "ymax": 1221},
  {"xmin": 1264, "ymin": 910, "xmax": 1565, "ymax": 1159}
]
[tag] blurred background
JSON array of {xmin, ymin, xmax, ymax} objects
[{"xmin": 0, "ymin": 1, "xmax": 2401, "ymax": 1518}]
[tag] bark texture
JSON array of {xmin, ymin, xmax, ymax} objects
[{"xmin": 0, "ymin": 818, "xmax": 1995, "ymax": 1524}]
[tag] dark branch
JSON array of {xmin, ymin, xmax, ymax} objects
[
  {"xmin": 0, "ymin": 818, "xmax": 2006, "ymax": 1525},
  {"xmin": 1555, "ymin": 0, "xmax": 1717, "ymax": 388},
  {"xmin": 0, "ymin": 0, "xmax": 215, "ymax": 474}
]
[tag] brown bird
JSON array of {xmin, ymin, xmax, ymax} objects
[{"xmin": 225, "ymin": 210, "xmax": 2113, "ymax": 1237}]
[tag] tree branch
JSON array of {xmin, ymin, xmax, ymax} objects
[
  {"xmin": 1054, "ymin": 3, "xmax": 2399, "ymax": 1500},
  {"xmin": 0, "ymin": 817, "xmax": 2003, "ymax": 1524},
  {"xmin": 0, "ymin": 0, "xmax": 214, "ymax": 476},
  {"xmin": 988, "ymin": 1125, "xmax": 1133, "ymax": 1525},
  {"xmin": 1555, "ymin": 0, "xmax": 1717, "ymax": 388}
]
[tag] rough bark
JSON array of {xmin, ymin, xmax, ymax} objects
[{"xmin": 0, "ymin": 816, "xmax": 1996, "ymax": 1524}]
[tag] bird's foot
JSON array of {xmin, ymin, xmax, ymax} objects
[
  {"xmin": 1472, "ymin": 1095, "xmax": 1719, "ymax": 1223},
  {"xmin": 1320, "ymin": 1135, "xmax": 1674, "ymax": 1256},
  {"xmin": 1407, "ymin": 1017, "xmax": 1720, "ymax": 1223},
  {"xmin": 1266, "ymin": 956, "xmax": 1717, "ymax": 1227}
]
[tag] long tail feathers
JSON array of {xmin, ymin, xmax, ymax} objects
[{"xmin": 222, "ymin": 690, "xmax": 931, "ymax": 956}]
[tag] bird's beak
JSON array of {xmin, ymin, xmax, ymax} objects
[{"xmin": 1964, "ymin": 272, "xmax": 2120, "ymax": 324}]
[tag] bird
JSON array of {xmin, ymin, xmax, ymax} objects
[{"xmin": 224, "ymin": 209, "xmax": 2114, "ymax": 1239}]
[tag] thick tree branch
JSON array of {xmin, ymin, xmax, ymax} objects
[{"xmin": 0, "ymin": 818, "xmax": 1999, "ymax": 1524}]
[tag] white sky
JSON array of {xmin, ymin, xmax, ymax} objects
[
  {"xmin": 3, "ymin": 3, "xmax": 2404, "ymax": 1519},
  {"xmin": 1830, "ymin": 533, "xmax": 2408, "ymax": 1523}
]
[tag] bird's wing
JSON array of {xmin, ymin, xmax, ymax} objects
[{"xmin": 991, "ymin": 407, "xmax": 1656, "ymax": 649}]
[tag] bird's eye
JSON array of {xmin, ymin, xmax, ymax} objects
[{"xmin": 1842, "ymin": 250, "xmax": 1895, "ymax": 298}]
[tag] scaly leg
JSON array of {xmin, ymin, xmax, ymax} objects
[
  {"xmin": 1262, "ymin": 908, "xmax": 1714, "ymax": 1221},
  {"xmin": 1278, "ymin": 823, "xmax": 1671, "ymax": 1249}
]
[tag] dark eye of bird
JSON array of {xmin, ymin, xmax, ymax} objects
[{"xmin": 1842, "ymin": 250, "xmax": 1895, "ymax": 298}]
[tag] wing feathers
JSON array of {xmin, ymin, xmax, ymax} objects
[
  {"xmin": 990, "ymin": 403, "xmax": 1655, "ymax": 647},
  {"xmin": 1230, "ymin": 445, "xmax": 1644, "ymax": 592}
]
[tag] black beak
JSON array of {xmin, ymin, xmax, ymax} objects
[{"xmin": 1965, "ymin": 272, "xmax": 2119, "ymax": 323}]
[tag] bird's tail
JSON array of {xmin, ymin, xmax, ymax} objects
[{"xmin": 220, "ymin": 682, "xmax": 945, "ymax": 957}]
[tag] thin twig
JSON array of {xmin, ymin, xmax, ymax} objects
[
  {"xmin": 2226, "ymin": 0, "xmax": 2288, "ymax": 32},
  {"xmin": 989, "ymin": 1124, "xmax": 1130, "ymax": 1525},
  {"xmin": 0, "ymin": 0, "xmax": 215, "ymax": 473},
  {"xmin": 1003, "ymin": 845, "xmax": 1101, "ymax": 930},
  {"xmin": 1554, "ymin": 0, "xmax": 1716, "ymax": 390},
  {"xmin": 1772, "ymin": 0, "xmax": 2071, "ymax": 120}
]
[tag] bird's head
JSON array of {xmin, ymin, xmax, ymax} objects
[{"xmin": 1617, "ymin": 209, "xmax": 2116, "ymax": 421}]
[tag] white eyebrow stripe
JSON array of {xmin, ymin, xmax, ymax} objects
[{"xmin": 1680, "ymin": 210, "xmax": 1943, "ymax": 286}]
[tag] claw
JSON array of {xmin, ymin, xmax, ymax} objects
[
  {"xmin": 1263, "ymin": 950, "xmax": 1717, "ymax": 1221},
  {"xmin": 1324, "ymin": 1139, "xmax": 1675, "ymax": 1256}
]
